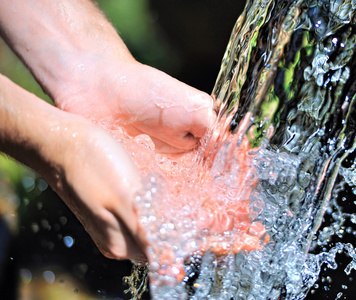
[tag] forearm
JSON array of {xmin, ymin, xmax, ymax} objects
[
  {"xmin": 0, "ymin": 0, "xmax": 134, "ymax": 102},
  {"xmin": 0, "ymin": 0, "xmax": 216, "ymax": 155},
  {"xmin": 0, "ymin": 74, "xmax": 145, "ymax": 259},
  {"xmin": 0, "ymin": 73, "xmax": 66, "ymax": 187}
]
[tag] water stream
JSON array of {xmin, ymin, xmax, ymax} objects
[{"xmin": 126, "ymin": 0, "xmax": 356, "ymax": 299}]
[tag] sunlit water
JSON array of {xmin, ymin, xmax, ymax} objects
[{"xmin": 123, "ymin": 0, "xmax": 356, "ymax": 299}]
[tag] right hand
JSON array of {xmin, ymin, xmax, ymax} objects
[
  {"xmin": 0, "ymin": 73, "xmax": 147, "ymax": 261},
  {"xmin": 52, "ymin": 118, "xmax": 147, "ymax": 261}
]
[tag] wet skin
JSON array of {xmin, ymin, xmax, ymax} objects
[
  {"xmin": 0, "ymin": 0, "xmax": 266, "ymax": 267},
  {"xmin": 0, "ymin": 0, "xmax": 215, "ymax": 261},
  {"xmin": 142, "ymin": 136, "xmax": 269, "ymax": 281}
]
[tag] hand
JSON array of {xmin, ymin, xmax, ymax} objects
[
  {"xmin": 0, "ymin": 0, "xmax": 215, "ymax": 261},
  {"xmin": 0, "ymin": 0, "xmax": 216, "ymax": 155},
  {"xmin": 0, "ymin": 74, "xmax": 146, "ymax": 261},
  {"xmin": 55, "ymin": 121, "xmax": 147, "ymax": 261},
  {"xmin": 55, "ymin": 61, "xmax": 216, "ymax": 154}
]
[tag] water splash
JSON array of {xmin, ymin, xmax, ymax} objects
[{"xmin": 126, "ymin": 0, "xmax": 356, "ymax": 299}]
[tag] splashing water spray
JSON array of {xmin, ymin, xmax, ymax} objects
[{"xmin": 123, "ymin": 0, "xmax": 356, "ymax": 299}]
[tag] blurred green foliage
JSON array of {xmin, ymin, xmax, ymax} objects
[
  {"xmin": 0, "ymin": 154, "xmax": 25, "ymax": 185},
  {"xmin": 0, "ymin": 40, "xmax": 52, "ymax": 104},
  {"xmin": 97, "ymin": 0, "xmax": 174, "ymax": 69}
]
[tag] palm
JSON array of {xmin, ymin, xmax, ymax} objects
[{"xmin": 55, "ymin": 62, "xmax": 215, "ymax": 154}]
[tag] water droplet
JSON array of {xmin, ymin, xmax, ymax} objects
[
  {"xmin": 22, "ymin": 176, "xmax": 35, "ymax": 192},
  {"xmin": 63, "ymin": 236, "xmax": 74, "ymax": 248},
  {"xmin": 31, "ymin": 223, "xmax": 39, "ymax": 233},
  {"xmin": 23, "ymin": 198, "xmax": 30, "ymax": 206},
  {"xmin": 19, "ymin": 268, "xmax": 32, "ymax": 284},
  {"xmin": 59, "ymin": 216, "xmax": 67, "ymax": 226},
  {"xmin": 43, "ymin": 270, "xmax": 55, "ymax": 284},
  {"xmin": 41, "ymin": 219, "xmax": 51, "ymax": 230},
  {"xmin": 38, "ymin": 178, "xmax": 48, "ymax": 191}
]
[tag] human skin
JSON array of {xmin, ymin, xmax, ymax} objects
[
  {"xmin": 0, "ymin": 74, "xmax": 146, "ymax": 261},
  {"xmin": 0, "ymin": 0, "xmax": 216, "ymax": 154},
  {"xmin": 0, "ymin": 0, "xmax": 216, "ymax": 260}
]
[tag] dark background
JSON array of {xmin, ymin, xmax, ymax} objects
[{"xmin": 1, "ymin": 0, "xmax": 355, "ymax": 299}]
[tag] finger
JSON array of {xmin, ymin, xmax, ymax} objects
[
  {"xmin": 150, "ymin": 132, "xmax": 201, "ymax": 154},
  {"xmin": 150, "ymin": 138, "xmax": 188, "ymax": 154},
  {"xmin": 96, "ymin": 224, "xmax": 146, "ymax": 262},
  {"xmin": 188, "ymin": 93, "xmax": 217, "ymax": 138},
  {"xmin": 90, "ymin": 208, "xmax": 147, "ymax": 261}
]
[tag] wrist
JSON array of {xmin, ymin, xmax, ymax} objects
[
  {"xmin": 43, "ymin": 34, "xmax": 136, "ymax": 105},
  {"xmin": 0, "ymin": 74, "xmax": 81, "ymax": 190},
  {"xmin": 0, "ymin": 0, "xmax": 135, "ymax": 102}
]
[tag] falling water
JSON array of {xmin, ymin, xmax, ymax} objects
[{"xmin": 126, "ymin": 0, "xmax": 356, "ymax": 299}]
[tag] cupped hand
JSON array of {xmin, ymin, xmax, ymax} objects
[
  {"xmin": 0, "ymin": 0, "xmax": 216, "ymax": 154},
  {"xmin": 54, "ymin": 61, "xmax": 216, "ymax": 154},
  {"xmin": 54, "ymin": 119, "xmax": 147, "ymax": 261},
  {"xmin": 0, "ymin": 73, "xmax": 147, "ymax": 261}
]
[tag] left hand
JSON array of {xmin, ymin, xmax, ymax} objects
[
  {"xmin": 53, "ymin": 60, "xmax": 216, "ymax": 154},
  {"xmin": 0, "ymin": 0, "xmax": 215, "ymax": 155}
]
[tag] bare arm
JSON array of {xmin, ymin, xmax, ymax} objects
[
  {"xmin": 0, "ymin": 0, "xmax": 133, "ymax": 100},
  {"xmin": 0, "ymin": 74, "xmax": 146, "ymax": 260},
  {"xmin": 0, "ymin": 0, "xmax": 216, "ymax": 154}
]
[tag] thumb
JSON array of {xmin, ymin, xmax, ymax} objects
[{"xmin": 188, "ymin": 93, "xmax": 216, "ymax": 138}]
